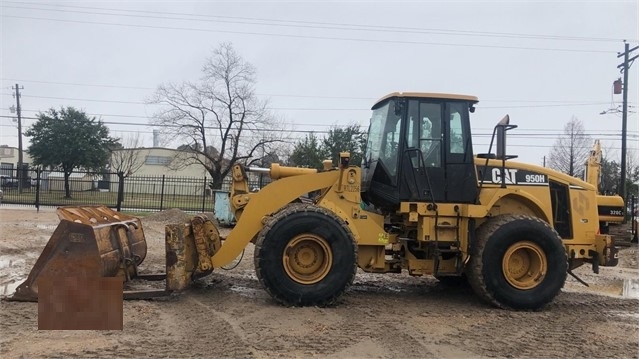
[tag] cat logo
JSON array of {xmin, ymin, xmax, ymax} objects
[{"xmin": 492, "ymin": 168, "xmax": 518, "ymax": 184}]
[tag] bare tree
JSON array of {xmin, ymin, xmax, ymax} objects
[
  {"xmin": 110, "ymin": 132, "xmax": 148, "ymax": 177},
  {"xmin": 149, "ymin": 42, "xmax": 283, "ymax": 189},
  {"xmin": 547, "ymin": 116, "xmax": 592, "ymax": 177}
]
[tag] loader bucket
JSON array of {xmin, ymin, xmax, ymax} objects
[{"xmin": 11, "ymin": 206, "xmax": 147, "ymax": 302}]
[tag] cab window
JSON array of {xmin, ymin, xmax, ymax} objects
[
  {"xmin": 448, "ymin": 102, "xmax": 470, "ymax": 157},
  {"xmin": 419, "ymin": 102, "xmax": 442, "ymax": 167}
]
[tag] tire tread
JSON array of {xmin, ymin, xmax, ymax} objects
[
  {"xmin": 467, "ymin": 214, "xmax": 567, "ymax": 310},
  {"xmin": 254, "ymin": 203, "xmax": 358, "ymax": 306}
]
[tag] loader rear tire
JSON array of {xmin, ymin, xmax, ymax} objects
[
  {"xmin": 254, "ymin": 204, "xmax": 357, "ymax": 307},
  {"xmin": 467, "ymin": 214, "xmax": 567, "ymax": 310}
]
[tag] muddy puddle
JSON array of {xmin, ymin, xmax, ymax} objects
[
  {"xmin": 623, "ymin": 278, "xmax": 639, "ymax": 299},
  {"xmin": 0, "ymin": 255, "xmax": 27, "ymax": 297}
]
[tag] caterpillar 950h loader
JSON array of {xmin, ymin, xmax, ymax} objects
[{"xmin": 12, "ymin": 92, "xmax": 621, "ymax": 310}]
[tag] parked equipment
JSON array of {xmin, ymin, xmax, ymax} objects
[
  {"xmin": 13, "ymin": 92, "xmax": 621, "ymax": 310},
  {"xmin": 583, "ymin": 139, "xmax": 625, "ymax": 233}
]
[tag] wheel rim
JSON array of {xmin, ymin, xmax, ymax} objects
[
  {"xmin": 283, "ymin": 234, "xmax": 332, "ymax": 285},
  {"xmin": 502, "ymin": 241, "xmax": 547, "ymax": 290}
]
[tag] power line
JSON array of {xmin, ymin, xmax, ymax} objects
[
  {"xmin": 1, "ymin": 109, "xmax": 358, "ymax": 127},
  {"xmin": 6, "ymin": 114, "xmax": 638, "ymax": 141},
  {"xmin": 1, "ymin": 93, "xmax": 622, "ymax": 110},
  {"xmin": 15, "ymin": 94, "xmax": 149, "ymax": 105},
  {"xmin": 1, "ymin": 94, "xmax": 368, "ymax": 109},
  {"xmin": 3, "ymin": 115, "xmax": 637, "ymax": 140},
  {"xmin": 3, "ymin": 80, "xmax": 637, "ymax": 107},
  {"xmin": 0, "ymin": 78, "xmax": 154, "ymax": 90},
  {"xmin": 481, "ymin": 102, "xmax": 612, "ymax": 109},
  {"xmin": 0, "ymin": 79, "xmax": 377, "ymax": 100},
  {"xmin": 3, "ymin": 2, "xmax": 631, "ymax": 43},
  {"xmin": 1, "ymin": 14, "xmax": 618, "ymax": 54},
  {"xmin": 2, "ymin": 123, "xmax": 634, "ymax": 152}
]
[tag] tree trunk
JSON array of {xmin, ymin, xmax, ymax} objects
[
  {"xmin": 64, "ymin": 172, "xmax": 71, "ymax": 198},
  {"xmin": 210, "ymin": 176, "xmax": 224, "ymax": 190}
]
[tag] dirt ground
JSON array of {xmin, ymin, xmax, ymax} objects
[{"xmin": 1, "ymin": 207, "xmax": 638, "ymax": 359}]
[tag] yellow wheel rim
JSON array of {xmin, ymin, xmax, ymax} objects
[
  {"xmin": 283, "ymin": 234, "xmax": 332, "ymax": 285},
  {"xmin": 502, "ymin": 241, "xmax": 547, "ymax": 290}
]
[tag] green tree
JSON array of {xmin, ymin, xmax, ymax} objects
[
  {"xmin": 599, "ymin": 148, "xmax": 639, "ymax": 198},
  {"xmin": 599, "ymin": 158, "xmax": 620, "ymax": 195},
  {"xmin": 25, "ymin": 107, "xmax": 117, "ymax": 198},
  {"xmin": 288, "ymin": 125, "xmax": 367, "ymax": 170},
  {"xmin": 288, "ymin": 133, "xmax": 326, "ymax": 169},
  {"xmin": 625, "ymin": 150, "xmax": 639, "ymax": 198},
  {"xmin": 322, "ymin": 124, "xmax": 367, "ymax": 167}
]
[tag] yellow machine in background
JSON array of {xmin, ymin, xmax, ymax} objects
[
  {"xmin": 12, "ymin": 92, "xmax": 622, "ymax": 310},
  {"xmin": 583, "ymin": 139, "xmax": 625, "ymax": 231}
]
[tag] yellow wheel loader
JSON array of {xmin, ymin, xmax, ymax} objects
[{"xmin": 12, "ymin": 92, "xmax": 621, "ymax": 310}]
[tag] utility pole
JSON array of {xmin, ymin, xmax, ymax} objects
[
  {"xmin": 12, "ymin": 84, "xmax": 24, "ymax": 193},
  {"xmin": 617, "ymin": 42, "xmax": 639, "ymax": 203}
]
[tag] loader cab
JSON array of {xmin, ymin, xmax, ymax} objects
[{"xmin": 361, "ymin": 93, "xmax": 479, "ymax": 211}]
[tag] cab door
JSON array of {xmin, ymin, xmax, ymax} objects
[
  {"xmin": 443, "ymin": 102, "xmax": 478, "ymax": 203},
  {"xmin": 399, "ymin": 99, "xmax": 477, "ymax": 203}
]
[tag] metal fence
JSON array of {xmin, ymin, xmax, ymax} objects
[{"xmin": 0, "ymin": 167, "xmax": 267, "ymax": 213}]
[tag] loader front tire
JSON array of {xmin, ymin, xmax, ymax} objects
[
  {"xmin": 467, "ymin": 215, "xmax": 567, "ymax": 310},
  {"xmin": 254, "ymin": 204, "xmax": 357, "ymax": 307}
]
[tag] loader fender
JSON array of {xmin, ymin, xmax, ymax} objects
[
  {"xmin": 316, "ymin": 198, "xmax": 387, "ymax": 247},
  {"xmin": 482, "ymin": 191, "xmax": 551, "ymax": 224},
  {"xmin": 211, "ymin": 170, "xmax": 340, "ymax": 268}
]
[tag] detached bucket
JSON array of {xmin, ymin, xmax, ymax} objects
[{"xmin": 11, "ymin": 206, "xmax": 147, "ymax": 302}]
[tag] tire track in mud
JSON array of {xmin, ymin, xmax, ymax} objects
[
  {"xmin": 145, "ymin": 293, "xmax": 257, "ymax": 358},
  {"xmin": 186, "ymin": 274, "xmax": 356, "ymax": 358},
  {"xmin": 186, "ymin": 295, "xmax": 267, "ymax": 358},
  {"xmin": 258, "ymin": 274, "xmax": 465, "ymax": 358},
  {"xmin": 333, "ymin": 298, "xmax": 433, "ymax": 358},
  {"xmin": 2, "ymin": 271, "xmax": 638, "ymax": 359},
  {"xmin": 210, "ymin": 248, "xmax": 466, "ymax": 358},
  {"xmin": 335, "ymin": 279, "xmax": 487, "ymax": 358},
  {"xmin": 180, "ymin": 273, "xmax": 408, "ymax": 358},
  {"xmin": 446, "ymin": 292, "xmax": 639, "ymax": 358}
]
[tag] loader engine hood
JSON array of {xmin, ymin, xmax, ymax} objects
[
  {"xmin": 475, "ymin": 158, "xmax": 624, "ymax": 226},
  {"xmin": 476, "ymin": 158, "xmax": 595, "ymax": 190}
]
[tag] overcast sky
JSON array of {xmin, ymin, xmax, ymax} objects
[{"xmin": 1, "ymin": 0, "xmax": 638, "ymax": 165}]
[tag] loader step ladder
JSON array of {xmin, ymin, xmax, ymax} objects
[{"xmin": 432, "ymin": 210, "xmax": 463, "ymax": 277}]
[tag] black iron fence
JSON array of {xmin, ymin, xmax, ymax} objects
[{"xmin": 0, "ymin": 168, "xmax": 267, "ymax": 212}]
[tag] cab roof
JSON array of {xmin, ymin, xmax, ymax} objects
[{"xmin": 373, "ymin": 92, "xmax": 479, "ymax": 109}]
